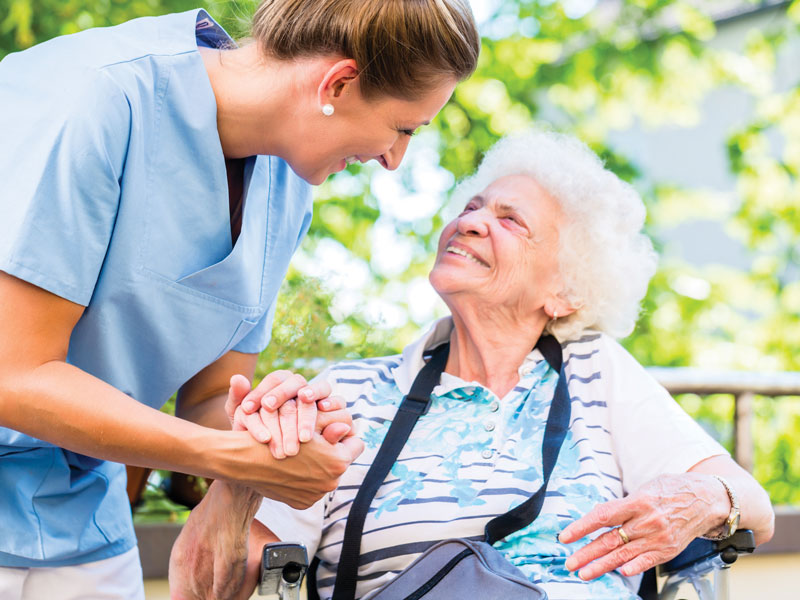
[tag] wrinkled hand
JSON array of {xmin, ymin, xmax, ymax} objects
[
  {"xmin": 237, "ymin": 394, "xmax": 354, "ymax": 459},
  {"xmin": 225, "ymin": 372, "xmax": 355, "ymax": 459},
  {"xmin": 169, "ymin": 480, "xmax": 261, "ymax": 600},
  {"xmin": 225, "ymin": 371, "xmax": 320, "ymax": 446},
  {"xmin": 559, "ymin": 473, "xmax": 728, "ymax": 580}
]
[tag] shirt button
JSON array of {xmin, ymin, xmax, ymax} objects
[
  {"xmin": 481, "ymin": 449, "xmax": 493, "ymax": 460},
  {"xmin": 489, "ymin": 401, "xmax": 500, "ymax": 412},
  {"xmin": 484, "ymin": 421, "xmax": 496, "ymax": 432},
  {"xmin": 521, "ymin": 366, "xmax": 532, "ymax": 376}
]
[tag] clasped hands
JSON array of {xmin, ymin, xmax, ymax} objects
[
  {"xmin": 225, "ymin": 369, "xmax": 356, "ymax": 460},
  {"xmin": 168, "ymin": 370, "xmax": 362, "ymax": 600}
]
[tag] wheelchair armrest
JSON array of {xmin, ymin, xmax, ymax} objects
[{"xmin": 659, "ymin": 529, "xmax": 756, "ymax": 576}]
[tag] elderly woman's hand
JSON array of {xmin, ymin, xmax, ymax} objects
[
  {"xmin": 225, "ymin": 372, "xmax": 354, "ymax": 459},
  {"xmin": 227, "ymin": 370, "xmax": 323, "ymax": 446},
  {"xmin": 169, "ymin": 480, "xmax": 262, "ymax": 600},
  {"xmin": 558, "ymin": 473, "xmax": 730, "ymax": 580}
]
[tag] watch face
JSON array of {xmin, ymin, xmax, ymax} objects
[{"xmin": 729, "ymin": 512, "xmax": 741, "ymax": 536}]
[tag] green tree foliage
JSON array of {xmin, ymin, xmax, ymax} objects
[{"xmin": 2, "ymin": 0, "xmax": 798, "ymax": 505}]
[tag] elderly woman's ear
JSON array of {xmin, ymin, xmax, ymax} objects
[{"xmin": 545, "ymin": 299, "xmax": 577, "ymax": 322}]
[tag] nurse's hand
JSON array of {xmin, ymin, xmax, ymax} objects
[{"xmin": 227, "ymin": 427, "xmax": 363, "ymax": 509}]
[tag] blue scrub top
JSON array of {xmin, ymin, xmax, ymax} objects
[{"xmin": 0, "ymin": 10, "xmax": 312, "ymax": 566}]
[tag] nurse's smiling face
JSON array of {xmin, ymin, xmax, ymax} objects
[{"xmin": 291, "ymin": 76, "xmax": 457, "ymax": 185}]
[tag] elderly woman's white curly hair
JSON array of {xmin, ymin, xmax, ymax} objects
[{"xmin": 451, "ymin": 129, "xmax": 658, "ymax": 341}]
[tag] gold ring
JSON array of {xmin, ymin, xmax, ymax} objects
[{"xmin": 617, "ymin": 527, "xmax": 630, "ymax": 544}]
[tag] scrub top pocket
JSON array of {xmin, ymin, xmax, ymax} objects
[{"xmin": 141, "ymin": 155, "xmax": 268, "ymax": 311}]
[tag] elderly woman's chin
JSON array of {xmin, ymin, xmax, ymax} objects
[{"xmin": 428, "ymin": 258, "xmax": 471, "ymax": 300}]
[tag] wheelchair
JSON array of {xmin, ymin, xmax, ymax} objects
[{"xmin": 257, "ymin": 530, "xmax": 756, "ymax": 600}]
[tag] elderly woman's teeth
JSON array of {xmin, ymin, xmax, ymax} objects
[
  {"xmin": 446, "ymin": 246, "xmax": 485, "ymax": 266},
  {"xmin": 345, "ymin": 156, "xmax": 358, "ymax": 165}
]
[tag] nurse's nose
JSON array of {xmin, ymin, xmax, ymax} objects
[{"xmin": 379, "ymin": 134, "xmax": 412, "ymax": 171}]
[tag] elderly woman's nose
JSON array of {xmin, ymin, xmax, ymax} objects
[{"xmin": 456, "ymin": 209, "xmax": 489, "ymax": 236}]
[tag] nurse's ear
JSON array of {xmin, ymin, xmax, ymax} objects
[{"xmin": 316, "ymin": 58, "xmax": 360, "ymax": 114}]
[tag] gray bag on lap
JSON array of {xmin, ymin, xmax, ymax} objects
[{"xmin": 365, "ymin": 538, "xmax": 547, "ymax": 600}]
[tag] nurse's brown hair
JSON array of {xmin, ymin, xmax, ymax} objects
[{"xmin": 251, "ymin": 0, "xmax": 480, "ymax": 100}]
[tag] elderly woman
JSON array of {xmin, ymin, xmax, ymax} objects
[{"xmin": 173, "ymin": 130, "xmax": 774, "ymax": 599}]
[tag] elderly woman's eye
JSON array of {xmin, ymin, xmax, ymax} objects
[{"xmin": 400, "ymin": 128, "xmax": 417, "ymax": 137}]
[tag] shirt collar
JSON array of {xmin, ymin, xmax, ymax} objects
[
  {"xmin": 391, "ymin": 316, "xmax": 547, "ymax": 396},
  {"xmin": 195, "ymin": 9, "xmax": 236, "ymax": 49}
]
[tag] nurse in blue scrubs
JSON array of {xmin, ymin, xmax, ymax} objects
[{"xmin": 0, "ymin": 1, "xmax": 479, "ymax": 598}]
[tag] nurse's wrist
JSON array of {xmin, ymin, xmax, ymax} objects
[{"xmin": 201, "ymin": 427, "xmax": 275, "ymax": 486}]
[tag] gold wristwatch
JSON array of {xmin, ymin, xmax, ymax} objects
[{"xmin": 703, "ymin": 474, "xmax": 740, "ymax": 540}]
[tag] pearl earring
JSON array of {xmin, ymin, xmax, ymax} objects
[{"xmin": 322, "ymin": 103, "xmax": 334, "ymax": 116}]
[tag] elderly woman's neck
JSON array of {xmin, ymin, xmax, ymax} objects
[{"xmin": 445, "ymin": 310, "xmax": 548, "ymax": 399}]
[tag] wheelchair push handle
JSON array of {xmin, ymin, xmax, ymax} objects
[
  {"xmin": 659, "ymin": 529, "xmax": 756, "ymax": 576},
  {"xmin": 258, "ymin": 542, "xmax": 309, "ymax": 600}
]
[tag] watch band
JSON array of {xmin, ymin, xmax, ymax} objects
[{"xmin": 702, "ymin": 474, "xmax": 740, "ymax": 540}]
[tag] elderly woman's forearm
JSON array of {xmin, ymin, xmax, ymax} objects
[{"xmin": 688, "ymin": 455, "xmax": 775, "ymax": 544}]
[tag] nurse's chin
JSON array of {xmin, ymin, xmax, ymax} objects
[
  {"xmin": 310, "ymin": 162, "xmax": 348, "ymax": 185},
  {"xmin": 285, "ymin": 162, "xmax": 330, "ymax": 186}
]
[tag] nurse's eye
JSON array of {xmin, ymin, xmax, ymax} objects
[{"xmin": 400, "ymin": 128, "xmax": 418, "ymax": 137}]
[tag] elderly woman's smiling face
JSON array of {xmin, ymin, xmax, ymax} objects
[{"xmin": 430, "ymin": 174, "xmax": 565, "ymax": 318}]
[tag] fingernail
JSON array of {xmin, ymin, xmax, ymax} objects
[
  {"xmin": 302, "ymin": 389, "xmax": 315, "ymax": 400},
  {"xmin": 299, "ymin": 429, "xmax": 311, "ymax": 443},
  {"xmin": 285, "ymin": 444, "xmax": 298, "ymax": 456},
  {"xmin": 565, "ymin": 558, "xmax": 576, "ymax": 571},
  {"xmin": 264, "ymin": 396, "xmax": 276, "ymax": 409},
  {"xmin": 243, "ymin": 400, "xmax": 256, "ymax": 412},
  {"xmin": 318, "ymin": 400, "xmax": 331, "ymax": 410},
  {"xmin": 258, "ymin": 431, "xmax": 270, "ymax": 443}
]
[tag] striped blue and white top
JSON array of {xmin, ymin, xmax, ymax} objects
[{"xmin": 257, "ymin": 317, "xmax": 726, "ymax": 599}]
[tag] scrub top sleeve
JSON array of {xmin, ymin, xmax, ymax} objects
[{"xmin": 0, "ymin": 69, "xmax": 131, "ymax": 306}]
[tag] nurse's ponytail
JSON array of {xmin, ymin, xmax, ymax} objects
[{"xmin": 250, "ymin": 0, "xmax": 480, "ymax": 100}]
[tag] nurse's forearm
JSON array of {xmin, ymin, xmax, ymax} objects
[
  {"xmin": 175, "ymin": 349, "xmax": 259, "ymax": 431},
  {"xmin": 0, "ymin": 360, "xmax": 359, "ymax": 508},
  {"xmin": 1, "ymin": 359, "xmax": 235, "ymax": 475},
  {"xmin": 177, "ymin": 391, "xmax": 231, "ymax": 431}
]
